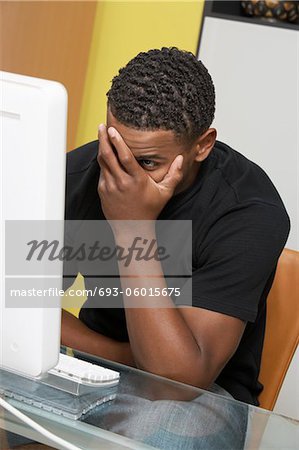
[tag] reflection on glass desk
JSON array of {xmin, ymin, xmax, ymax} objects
[{"xmin": 0, "ymin": 347, "xmax": 298, "ymax": 450}]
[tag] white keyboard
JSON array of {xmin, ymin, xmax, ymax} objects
[{"xmin": 48, "ymin": 353, "xmax": 120, "ymax": 387}]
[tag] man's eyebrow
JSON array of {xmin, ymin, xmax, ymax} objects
[{"xmin": 134, "ymin": 153, "xmax": 168, "ymax": 161}]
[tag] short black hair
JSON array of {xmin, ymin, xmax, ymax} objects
[{"xmin": 107, "ymin": 47, "xmax": 215, "ymax": 144}]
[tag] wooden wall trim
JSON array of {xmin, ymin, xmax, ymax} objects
[{"xmin": 0, "ymin": 1, "xmax": 97, "ymax": 150}]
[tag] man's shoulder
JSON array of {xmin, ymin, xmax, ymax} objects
[
  {"xmin": 67, "ymin": 140, "xmax": 98, "ymax": 175},
  {"xmin": 65, "ymin": 140, "xmax": 100, "ymax": 220},
  {"xmin": 212, "ymin": 140, "xmax": 258, "ymax": 175},
  {"xmin": 211, "ymin": 140, "xmax": 286, "ymax": 209}
]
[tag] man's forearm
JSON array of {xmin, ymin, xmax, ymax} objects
[
  {"xmin": 114, "ymin": 228, "xmax": 207, "ymax": 388},
  {"xmin": 61, "ymin": 309, "xmax": 135, "ymax": 366}
]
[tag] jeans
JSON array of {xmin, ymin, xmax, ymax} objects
[
  {"xmin": 84, "ymin": 383, "xmax": 248, "ymax": 450},
  {"xmin": 6, "ymin": 382, "xmax": 248, "ymax": 450}
]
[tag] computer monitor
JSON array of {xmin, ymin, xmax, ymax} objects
[{"xmin": 0, "ymin": 71, "xmax": 67, "ymax": 377}]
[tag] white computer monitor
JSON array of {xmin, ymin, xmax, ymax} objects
[{"xmin": 0, "ymin": 71, "xmax": 67, "ymax": 377}]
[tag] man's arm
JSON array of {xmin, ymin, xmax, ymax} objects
[
  {"xmin": 96, "ymin": 124, "xmax": 246, "ymax": 389},
  {"xmin": 114, "ymin": 227, "xmax": 245, "ymax": 389},
  {"xmin": 61, "ymin": 309, "xmax": 135, "ymax": 366}
]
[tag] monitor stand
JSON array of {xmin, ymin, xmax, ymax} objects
[{"xmin": 0, "ymin": 358, "xmax": 117, "ymax": 420}]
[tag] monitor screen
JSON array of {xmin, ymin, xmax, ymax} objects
[{"xmin": 0, "ymin": 71, "xmax": 67, "ymax": 377}]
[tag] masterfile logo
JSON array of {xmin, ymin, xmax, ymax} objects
[{"xmin": 4, "ymin": 220, "xmax": 192, "ymax": 309}]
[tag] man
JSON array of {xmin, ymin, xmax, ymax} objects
[{"xmin": 62, "ymin": 47, "xmax": 289, "ymax": 408}]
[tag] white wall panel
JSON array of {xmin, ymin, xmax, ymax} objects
[{"xmin": 199, "ymin": 17, "xmax": 298, "ymax": 250}]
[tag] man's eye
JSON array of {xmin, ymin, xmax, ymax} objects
[{"xmin": 138, "ymin": 159, "xmax": 157, "ymax": 170}]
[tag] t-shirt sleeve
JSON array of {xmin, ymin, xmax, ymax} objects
[{"xmin": 189, "ymin": 203, "xmax": 290, "ymax": 322}]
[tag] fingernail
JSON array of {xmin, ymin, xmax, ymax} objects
[
  {"xmin": 108, "ymin": 127, "xmax": 116, "ymax": 138},
  {"xmin": 98, "ymin": 124, "xmax": 106, "ymax": 133},
  {"xmin": 177, "ymin": 155, "xmax": 183, "ymax": 169}
]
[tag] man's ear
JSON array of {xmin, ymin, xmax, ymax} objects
[{"xmin": 193, "ymin": 128, "xmax": 217, "ymax": 162}]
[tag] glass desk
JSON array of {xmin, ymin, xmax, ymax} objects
[{"xmin": 0, "ymin": 348, "xmax": 298, "ymax": 450}]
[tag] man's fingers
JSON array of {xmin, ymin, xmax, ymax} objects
[
  {"xmin": 98, "ymin": 124, "xmax": 124, "ymax": 181},
  {"xmin": 107, "ymin": 127, "xmax": 141, "ymax": 176},
  {"xmin": 97, "ymin": 127, "xmax": 115, "ymax": 187},
  {"xmin": 98, "ymin": 154, "xmax": 115, "ymax": 189},
  {"xmin": 159, "ymin": 155, "xmax": 184, "ymax": 194}
]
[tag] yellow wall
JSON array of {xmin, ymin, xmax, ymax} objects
[
  {"xmin": 0, "ymin": 1, "xmax": 97, "ymax": 150},
  {"xmin": 76, "ymin": 1, "xmax": 204, "ymax": 148}
]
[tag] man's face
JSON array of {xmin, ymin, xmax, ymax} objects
[{"xmin": 106, "ymin": 110, "xmax": 201, "ymax": 193}]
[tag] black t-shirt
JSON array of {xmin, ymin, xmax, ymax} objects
[{"xmin": 64, "ymin": 139, "xmax": 290, "ymax": 406}]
